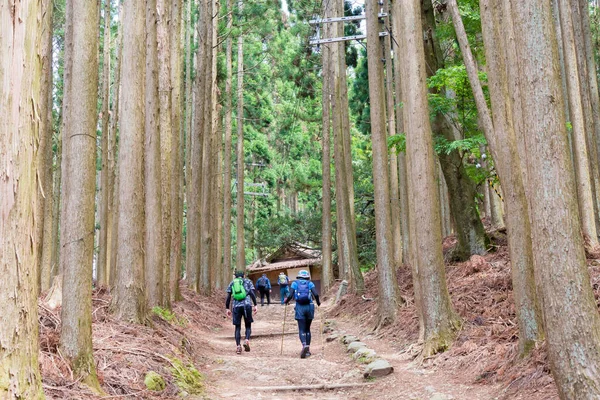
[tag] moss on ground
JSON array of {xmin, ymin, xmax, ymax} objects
[
  {"xmin": 169, "ymin": 357, "xmax": 204, "ymax": 395},
  {"xmin": 144, "ymin": 371, "xmax": 166, "ymax": 391}
]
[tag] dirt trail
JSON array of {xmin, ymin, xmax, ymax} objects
[{"xmin": 202, "ymin": 301, "xmax": 501, "ymax": 400}]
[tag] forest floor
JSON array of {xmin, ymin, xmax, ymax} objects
[{"xmin": 40, "ymin": 231, "xmax": 600, "ymax": 399}]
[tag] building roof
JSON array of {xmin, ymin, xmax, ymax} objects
[
  {"xmin": 246, "ymin": 242, "xmax": 322, "ymax": 273},
  {"xmin": 246, "ymin": 257, "xmax": 322, "ymax": 274}
]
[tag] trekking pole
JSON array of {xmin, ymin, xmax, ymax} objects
[{"xmin": 280, "ymin": 304, "xmax": 288, "ymax": 355}]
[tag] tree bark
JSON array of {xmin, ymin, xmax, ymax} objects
[
  {"xmin": 199, "ymin": 0, "xmax": 215, "ymax": 291},
  {"xmin": 556, "ymin": 0, "xmax": 600, "ymax": 251},
  {"xmin": 189, "ymin": 0, "xmax": 206, "ymax": 290},
  {"xmin": 97, "ymin": 0, "xmax": 111, "ymax": 288},
  {"xmin": 366, "ymin": 0, "xmax": 403, "ymax": 326},
  {"xmin": 390, "ymin": 1, "xmax": 410, "ymax": 263},
  {"xmin": 0, "ymin": 0, "xmax": 45, "ymax": 396},
  {"xmin": 157, "ymin": 0, "xmax": 173, "ymax": 305},
  {"xmin": 321, "ymin": 7, "xmax": 333, "ymax": 291},
  {"xmin": 108, "ymin": 1, "xmax": 124, "ymax": 287},
  {"xmin": 223, "ymin": 0, "xmax": 234, "ymax": 278},
  {"xmin": 236, "ymin": 1, "xmax": 246, "ymax": 271},
  {"xmin": 145, "ymin": 0, "xmax": 165, "ymax": 308},
  {"xmin": 59, "ymin": 0, "xmax": 102, "ymax": 389},
  {"xmin": 452, "ymin": 0, "xmax": 544, "ymax": 356},
  {"xmin": 421, "ymin": 0, "xmax": 488, "ymax": 262},
  {"xmin": 571, "ymin": 0, "xmax": 600, "ymax": 235},
  {"xmin": 509, "ymin": 0, "xmax": 600, "ymax": 397},
  {"xmin": 383, "ymin": 0, "xmax": 402, "ymax": 269},
  {"xmin": 169, "ymin": 0, "xmax": 184, "ymax": 303},
  {"xmin": 111, "ymin": 0, "xmax": 148, "ymax": 323},
  {"xmin": 399, "ymin": 0, "xmax": 461, "ymax": 357},
  {"xmin": 40, "ymin": 0, "xmax": 56, "ymax": 293}
]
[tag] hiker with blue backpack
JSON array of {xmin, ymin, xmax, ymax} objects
[
  {"xmin": 255, "ymin": 273, "xmax": 272, "ymax": 306},
  {"xmin": 225, "ymin": 271, "xmax": 258, "ymax": 354},
  {"xmin": 284, "ymin": 270, "xmax": 321, "ymax": 358},
  {"xmin": 277, "ymin": 271, "xmax": 290, "ymax": 305}
]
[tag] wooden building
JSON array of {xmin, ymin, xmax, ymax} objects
[{"xmin": 246, "ymin": 243, "xmax": 322, "ymax": 301}]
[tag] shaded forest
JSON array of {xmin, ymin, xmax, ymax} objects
[{"xmin": 3, "ymin": 0, "xmax": 600, "ymax": 399}]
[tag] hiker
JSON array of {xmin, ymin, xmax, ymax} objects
[
  {"xmin": 277, "ymin": 271, "xmax": 290, "ymax": 305},
  {"xmin": 284, "ymin": 270, "xmax": 321, "ymax": 358},
  {"xmin": 255, "ymin": 273, "xmax": 272, "ymax": 306},
  {"xmin": 225, "ymin": 271, "xmax": 258, "ymax": 354}
]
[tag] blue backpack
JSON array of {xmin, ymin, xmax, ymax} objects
[{"xmin": 295, "ymin": 280, "xmax": 311, "ymax": 305}]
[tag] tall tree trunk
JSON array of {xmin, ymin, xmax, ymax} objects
[
  {"xmin": 236, "ymin": 1, "xmax": 246, "ymax": 271},
  {"xmin": 337, "ymin": 0, "xmax": 363, "ymax": 291},
  {"xmin": 451, "ymin": 0, "xmax": 544, "ymax": 356},
  {"xmin": 223, "ymin": 0, "xmax": 234, "ymax": 278},
  {"xmin": 200, "ymin": 0, "xmax": 215, "ymax": 291},
  {"xmin": 556, "ymin": 0, "xmax": 600, "ymax": 251},
  {"xmin": 98, "ymin": 0, "xmax": 111, "ymax": 288},
  {"xmin": 488, "ymin": 182, "xmax": 504, "ymax": 230},
  {"xmin": 111, "ymin": 0, "xmax": 148, "ymax": 323},
  {"xmin": 509, "ymin": 0, "xmax": 600, "ymax": 397},
  {"xmin": 108, "ymin": 2, "xmax": 123, "ymax": 287},
  {"xmin": 399, "ymin": 0, "xmax": 461, "ymax": 357},
  {"xmin": 0, "ymin": 0, "xmax": 45, "ymax": 396},
  {"xmin": 40, "ymin": 0, "xmax": 55, "ymax": 293},
  {"xmin": 184, "ymin": 0, "xmax": 194, "ymax": 288},
  {"xmin": 145, "ymin": 0, "xmax": 164, "ymax": 308},
  {"xmin": 157, "ymin": 0, "xmax": 173, "ymax": 305},
  {"xmin": 321, "ymin": 8, "xmax": 333, "ymax": 292},
  {"xmin": 189, "ymin": 0, "xmax": 206, "ymax": 290},
  {"xmin": 578, "ymin": 0, "xmax": 600, "ymax": 195},
  {"xmin": 421, "ymin": 0, "xmax": 488, "ymax": 262},
  {"xmin": 51, "ymin": 134, "xmax": 63, "ymax": 281},
  {"xmin": 59, "ymin": 0, "xmax": 102, "ymax": 389},
  {"xmin": 390, "ymin": 1, "xmax": 410, "ymax": 263},
  {"xmin": 170, "ymin": 0, "xmax": 184, "ymax": 303},
  {"xmin": 383, "ymin": 0, "xmax": 402, "ymax": 269},
  {"xmin": 366, "ymin": 0, "xmax": 403, "ymax": 326},
  {"xmin": 571, "ymin": 0, "xmax": 600, "ymax": 235}
]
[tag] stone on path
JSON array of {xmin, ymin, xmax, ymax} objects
[
  {"xmin": 326, "ymin": 333, "xmax": 340, "ymax": 342},
  {"xmin": 430, "ymin": 394, "xmax": 454, "ymax": 400},
  {"xmin": 342, "ymin": 334, "xmax": 359, "ymax": 344},
  {"xmin": 363, "ymin": 359, "xmax": 394, "ymax": 378},
  {"xmin": 347, "ymin": 341, "xmax": 367, "ymax": 353},
  {"xmin": 352, "ymin": 347, "xmax": 377, "ymax": 363}
]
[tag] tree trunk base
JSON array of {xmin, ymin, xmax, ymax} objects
[{"xmin": 44, "ymin": 275, "xmax": 63, "ymax": 310}]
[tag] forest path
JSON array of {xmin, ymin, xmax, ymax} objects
[{"xmin": 200, "ymin": 301, "xmax": 500, "ymax": 399}]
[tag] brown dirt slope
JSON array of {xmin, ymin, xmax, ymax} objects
[{"xmin": 329, "ymin": 232, "xmax": 600, "ymax": 400}]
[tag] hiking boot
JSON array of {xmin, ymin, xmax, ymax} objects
[
  {"xmin": 300, "ymin": 345, "xmax": 310, "ymax": 359},
  {"xmin": 306, "ymin": 350, "xmax": 312, "ymax": 357},
  {"xmin": 243, "ymin": 339, "xmax": 250, "ymax": 352},
  {"xmin": 236, "ymin": 345, "xmax": 242, "ymax": 354}
]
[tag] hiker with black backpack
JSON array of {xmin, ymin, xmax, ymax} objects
[
  {"xmin": 225, "ymin": 271, "xmax": 258, "ymax": 354},
  {"xmin": 277, "ymin": 271, "xmax": 290, "ymax": 305},
  {"xmin": 255, "ymin": 273, "xmax": 272, "ymax": 306},
  {"xmin": 284, "ymin": 270, "xmax": 321, "ymax": 358}
]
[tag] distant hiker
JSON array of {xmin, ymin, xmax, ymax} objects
[
  {"xmin": 225, "ymin": 271, "xmax": 258, "ymax": 354},
  {"xmin": 284, "ymin": 270, "xmax": 321, "ymax": 358},
  {"xmin": 255, "ymin": 273, "xmax": 272, "ymax": 306},
  {"xmin": 278, "ymin": 271, "xmax": 290, "ymax": 305}
]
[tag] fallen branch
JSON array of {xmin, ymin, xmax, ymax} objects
[{"xmin": 248, "ymin": 382, "xmax": 375, "ymax": 391}]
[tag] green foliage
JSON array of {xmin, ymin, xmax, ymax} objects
[
  {"xmin": 169, "ymin": 358, "xmax": 204, "ymax": 395},
  {"xmin": 434, "ymin": 135, "xmax": 486, "ymax": 156},
  {"xmin": 388, "ymin": 134, "xmax": 406, "ymax": 154},
  {"xmin": 152, "ymin": 307, "xmax": 188, "ymax": 327},
  {"xmin": 144, "ymin": 371, "xmax": 166, "ymax": 391}
]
